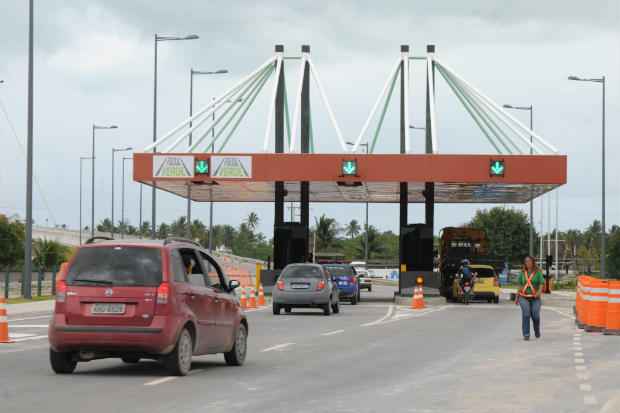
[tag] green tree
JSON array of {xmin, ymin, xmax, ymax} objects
[
  {"xmin": 97, "ymin": 218, "xmax": 115, "ymax": 233},
  {"xmin": 607, "ymin": 225, "xmax": 620, "ymax": 277},
  {"xmin": 356, "ymin": 225, "xmax": 384, "ymax": 259},
  {"xmin": 314, "ymin": 214, "xmax": 338, "ymax": 251},
  {"xmin": 345, "ymin": 219, "xmax": 361, "ymax": 239},
  {"xmin": 157, "ymin": 223, "xmax": 170, "ymax": 239},
  {"xmin": 245, "ymin": 212, "xmax": 259, "ymax": 232},
  {"xmin": 468, "ymin": 207, "xmax": 531, "ymax": 262},
  {"xmin": 0, "ymin": 215, "xmax": 25, "ymax": 269},
  {"xmin": 222, "ymin": 225, "xmax": 236, "ymax": 248},
  {"xmin": 169, "ymin": 216, "xmax": 187, "ymax": 237},
  {"xmin": 32, "ymin": 239, "xmax": 71, "ymax": 270},
  {"xmin": 139, "ymin": 221, "xmax": 150, "ymax": 237}
]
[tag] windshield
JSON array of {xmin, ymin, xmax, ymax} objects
[
  {"xmin": 281, "ymin": 265, "xmax": 324, "ymax": 279},
  {"xmin": 471, "ymin": 268, "xmax": 495, "ymax": 277},
  {"xmin": 66, "ymin": 246, "xmax": 162, "ymax": 286},
  {"xmin": 324, "ymin": 265, "xmax": 355, "ymax": 277}
]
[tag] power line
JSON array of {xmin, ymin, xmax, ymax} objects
[{"xmin": 0, "ymin": 94, "xmax": 57, "ymax": 226}]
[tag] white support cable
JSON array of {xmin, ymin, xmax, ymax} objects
[
  {"xmin": 289, "ymin": 53, "xmax": 308, "ymax": 153},
  {"xmin": 352, "ymin": 59, "xmax": 401, "ymax": 152},
  {"xmin": 434, "ymin": 59, "xmax": 559, "ymax": 154},
  {"xmin": 189, "ymin": 67, "xmax": 270, "ymax": 152},
  {"xmin": 427, "ymin": 53, "xmax": 438, "ymax": 153},
  {"xmin": 262, "ymin": 53, "xmax": 283, "ymax": 152},
  {"xmin": 144, "ymin": 56, "xmax": 276, "ymax": 152},
  {"xmin": 444, "ymin": 67, "xmax": 542, "ymax": 154},
  {"xmin": 307, "ymin": 58, "xmax": 348, "ymax": 152},
  {"xmin": 403, "ymin": 50, "xmax": 411, "ymax": 153}
]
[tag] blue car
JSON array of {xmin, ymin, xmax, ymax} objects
[{"xmin": 323, "ymin": 264, "xmax": 360, "ymax": 305}]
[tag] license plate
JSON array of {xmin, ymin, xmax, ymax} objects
[
  {"xmin": 92, "ymin": 303, "xmax": 126, "ymax": 314},
  {"xmin": 338, "ymin": 281, "xmax": 347, "ymax": 286},
  {"xmin": 291, "ymin": 284, "xmax": 310, "ymax": 290}
]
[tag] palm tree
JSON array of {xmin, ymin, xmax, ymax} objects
[
  {"xmin": 345, "ymin": 219, "xmax": 361, "ymax": 239},
  {"xmin": 32, "ymin": 239, "xmax": 71, "ymax": 270},
  {"xmin": 246, "ymin": 212, "xmax": 259, "ymax": 232},
  {"xmin": 356, "ymin": 225, "xmax": 383, "ymax": 259},
  {"xmin": 314, "ymin": 214, "xmax": 338, "ymax": 250}
]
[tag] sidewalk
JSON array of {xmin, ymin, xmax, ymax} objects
[{"xmin": 6, "ymin": 300, "xmax": 54, "ymax": 316}]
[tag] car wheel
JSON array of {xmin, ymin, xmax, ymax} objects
[
  {"xmin": 121, "ymin": 355, "xmax": 140, "ymax": 364},
  {"xmin": 50, "ymin": 349, "xmax": 77, "ymax": 374},
  {"xmin": 323, "ymin": 299, "xmax": 332, "ymax": 316},
  {"xmin": 224, "ymin": 323, "xmax": 247, "ymax": 366},
  {"xmin": 351, "ymin": 293, "xmax": 358, "ymax": 305},
  {"xmin": 285, "ymin": 306, "xmax": 292, "ymax": 314},
  {"xmin": 272, "ymin": 303, "xmax": 281, "ymax": 315},
  {"xmin": 164, "ymin": 328, "xmax": 193, "ymax": 376},
  {"xmin": 494, "ymin": 296, "xmax": 500, "ymax": 304},
  {"xmin": 369, "ymin": 286, "xmax": 372, "ymax": 292},
  {"xmin": 332, "ymin": 301, "xmax": 340, "ymax": 314}
]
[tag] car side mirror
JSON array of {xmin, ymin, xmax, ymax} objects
[{"xmin": 228, "ymin": 279, "xmax": 240, "ymax": 290}]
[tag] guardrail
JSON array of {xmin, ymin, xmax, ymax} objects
[{"xmin": 1, "ymin": 268, "xmax": 60, "ymax": 299}]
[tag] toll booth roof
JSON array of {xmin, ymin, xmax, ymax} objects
[{"xmin": 134, "ymin": 153, "xmax": 566, "ymax": 204}]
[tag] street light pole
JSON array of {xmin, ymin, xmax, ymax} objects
[
  {"xmin": 121, "ymin": 156, "xmax": 132, "ymax": 238},
  {"xmin": 79, "ymin": 157, "xmax": 93, "ymax": 245},
  {"xmin": 152, "ymin": 33, "xmax": 200, "ymax": 240},
  {"xmin": 568, "ymin": 75, "xmax": 607, "ymax": 277},
  {"xmin": 502, "ymin": 104, "xmax": 535, "ymax": 257},
  {"xmin": 91, "ymin": 124, "xmax": 118, "ymax": 239},
  {"xmin": 111, "ymin": 147, "xmax": 132, "ymax": 237},
  {"xmin": 346, "ymin": 141, "xmax": 369, "ymax": 261},
  {"xmin": 187, "ymin": 68, "xmax": 228, "ymax": 238},
  {"xmin": 24, "ymin": 0, "xmax": 34, "ymax": 298}
]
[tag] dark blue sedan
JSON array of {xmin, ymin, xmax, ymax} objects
[{"xmin": 323, "ymin": 264, "xmax": 360, "ymax": 305}]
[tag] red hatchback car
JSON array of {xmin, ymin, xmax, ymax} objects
[{"xmin": 48, "ymin": 237, "xmax": 248, "ymax": 376}]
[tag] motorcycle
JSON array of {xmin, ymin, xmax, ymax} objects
[{"xmin": 461, "ymin": 278, "xmax": 473, "ymax": 305}]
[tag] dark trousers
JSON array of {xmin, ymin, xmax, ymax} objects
[{"xmin": 518, "ymin": 296, "xmax": 541, "ymax": 338}]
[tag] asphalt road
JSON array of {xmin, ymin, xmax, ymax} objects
[{"xmin": 1, "ymin": 285, "xmax": 619, "ymax": 413}]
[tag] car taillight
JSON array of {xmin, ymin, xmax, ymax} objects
[
  {"xmin": 277, "ymin": 280, "xmax": 285, "ymax": 290},
  {"xmin": 316, "ymin": 280, "xmax": 326, "ymax": 290},
  {"xmin": 349, "ymin": 276, "xmax": 357, "ymax": 284},
  {"xmin": 56, "ymin": 280, "xmax": 67, "ymax": 303},
  {"xmin": 157, "ymin": 282, "xmax": 169, "ymax": 305}
]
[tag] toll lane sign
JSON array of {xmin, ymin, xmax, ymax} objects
[
  {"xmin": 195, "ymin": 159, "xmax": 209, "ymax": 176},
  {"xmin": 153, "ymin": 156, "xmax": 194, "ymax": 178},
  {"xmin": 341, "ymin": 159, "xmax": 358, "ymax": 176},
  {"xmin": 489, "ymin": 159, "xmax": 505, "ymax": 177}
]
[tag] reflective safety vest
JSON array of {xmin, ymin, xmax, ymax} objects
[{"xmin": 519, "ymin": 271, "xmax": 538, "ymax": 298}]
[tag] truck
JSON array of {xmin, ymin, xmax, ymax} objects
[{"xmin": 438, "ymin": 227, "xmax": 489, "ymax": 300}]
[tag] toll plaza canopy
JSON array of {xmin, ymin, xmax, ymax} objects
[{"xmin": 133, "ymin": 152, "xmax": 566, "ymax": 204}]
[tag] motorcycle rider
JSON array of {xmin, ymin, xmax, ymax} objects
[{"xmin": 458, "ymin": 259, "xmax": 473, "ymax": 292}]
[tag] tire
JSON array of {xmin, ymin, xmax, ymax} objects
[
  {"xmin": 285, "ymin": 306, "xmax": 292, "ymax": 314},
  {"xmin": 323, "ymin": 299, "xmax": 332, "ymax": 316},
  {"xmin": 121, "ymin": 355, "xmax": 140, "ymax": 364},
  {"xmin": 224, "ymin": 323, "xmax": 247, "ymax": 366},
  {"xmin": 332, "ymin": 301, "xmax": 340, "ymax": 314},
  {"xmin": 272, "ymin": 303, "xmax": 281, "ymax": 315},
  {"xmin": 369, "ymin": 286, "xmax": 372, "ymax": 292},
  {"xmin": 50, "ymin": 349, "xmax": 77, "ymax": 374},
  {"xmin": 494, "ymin": 296, "xmax": 500, "ymax": 304},
  {"xmin": 163, "ymin": 328, "xmax": 193, "ymax": 376},
  {"xmin": 351, "ymin": 293, "xmax": 358, "ymax": 305}
]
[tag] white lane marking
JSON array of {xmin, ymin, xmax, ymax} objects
[
  {"xmin": 543, "ymin": 306, "xmax": 573, "ymax": 319},
  {"xmin": 9, "ymin": 324, "xmax": 49, "ymax": 328},
  {"xmin": 579, "ymin": 384, "xmax": 592, "ymax": 392},
  {"xmin": 574, "ymin": 358, "xmax": 585, "ymax": 364},
  {"xmin": 321, "ymin": 329, "xmax": 345, "ymax": 336},
  {"xmin": 11, "ymin": 335, "xmax": 48, "ymax": 342},
  {"xmin": 244, "ymin": 306, "xmax": 270, "ymax": 313},
  {"xmin": 360, "ymin": 305, "xmax": 394, "ymax": 327},
  {"xmin": 576, "ymin": 372, "xmax": 589, "ymax": 380},
  {"xmin": 8, "ymin": 315, "xmax": 51, "ymax": 322},
  {"xmin": 583, "ymin": 395, "xmax": 598, "ymax": 405},
  {"xmin": 261, "ymin": 342, "xmax": 295, "ymax": 352},
  {"xmin": 144, "ymin": 376, "xmax": 177, "ymax": 386},
  {"xmin": 9, "ymin": 333, "xmax": 35, "ymax": 339},
  {"xmin": 574, "ymin": 352, "xmax": 584, "ymax": 357},
  {"xmin": 385, "ymin": 306, "xmax": 449, "ymax": 323},
  {"xmin": 576, "ymin": 365, "xmax": 587, "ymax": 371},
  {"xmin": 573, "ymin": 346, "xmax": 583, "ymax": 351}
]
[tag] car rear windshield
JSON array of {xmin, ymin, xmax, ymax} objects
[
  {"xmin": 472, "ymin": 268, "xmax": 495, "ymax": 277},
  {"xmin": 324, "ymin": 265, "xmax": 354, "ymax": 276},
  {"xmin": 66, "ymin": 246, "xmax": 163, "ymax": 286},
  {"xmin": 281, "ymin": 266, "xmax": 324, "ymax": 279}
]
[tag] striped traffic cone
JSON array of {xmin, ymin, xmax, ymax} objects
[
  {"xmin": 247, "ymin": 287, "xmax": 257, "ymax": 309},
  {"xmin": 410, "ymin": 286, "xmax": 426, "ymax": 310},
  {"xmin": 0, "ymin": 298, "xmax": 12, "ymax": 343},
  {"xmin": 257, "ymin": 284, "xmax": 266, "ymax": 307},
  {"xmin": 239, "ymin": 288, "xmax": 247, "ymax": 310}
]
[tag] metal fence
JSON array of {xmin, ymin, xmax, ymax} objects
[{"xmin": 1, "ymin": 269, "xmax": 59, "ymax": 299}]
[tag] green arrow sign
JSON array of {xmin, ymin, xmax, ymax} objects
[
  {"xmin": 490, "ymin": 160, "xmax": 505, "ymax": 176},
  {"xmin": 195, "ymin": 159, "xmax": 209, "ymax": 175},
  {"xmin": 341, "ymin": 160, "xmax": 358, "ymax": 176}
]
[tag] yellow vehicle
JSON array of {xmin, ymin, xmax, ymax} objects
[{"xmin": 451, "ymin": 264, "xmax": 500, "ymax": 304}]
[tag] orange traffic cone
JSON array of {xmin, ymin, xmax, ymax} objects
[
  {"xmin": 239, "ymin": 288, "xmax": 247, "ymax": 309},
  {"xmin": 247, "ymin": 287, "xmax": 257, "ymax": 309},
  {"xmin": 410, "ymin": 286, "xmax": 426, "ymax": 310},
  {"xmin": 0, "ymin": 298, "xmax": 12, "ymax": 343},
  {"xmin": 257, "ymin": 284, "xmax": 266, "ymax": 307}
]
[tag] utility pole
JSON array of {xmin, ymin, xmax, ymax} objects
[{"xmin": 24, "ymin": 0, "xmax": 34, "ymax": 298}]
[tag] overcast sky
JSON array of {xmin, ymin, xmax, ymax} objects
[{"xmin": 0, "ymin": 1, "xmax": 618, "ymax": 238}]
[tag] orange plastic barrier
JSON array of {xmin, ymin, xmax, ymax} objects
[
  {"xmin": 584, "ymin": 278, "xmax": 608, "ymax": 332},
  {"xmin": 575, "ymin": 275, "xmax": 593, "ymax": 329},
  {"xmin": 0, "ymin": 298, "xmax": 11, "ymax": 343},
  {"xmin": 605, "ymin": 280, "xmax": 620, "ymax": 335},
  {"xmin": 226, "ymin": 267, "xmax": 254, "ymax": 288}
]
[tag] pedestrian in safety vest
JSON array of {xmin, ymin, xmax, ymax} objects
[{"xmin": 517, "ymin": 255, "xmax": 544, "ymax": 341}]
